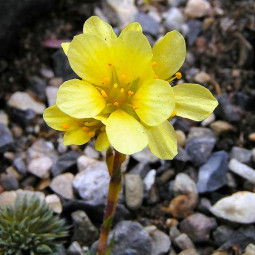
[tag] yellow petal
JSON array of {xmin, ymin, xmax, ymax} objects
[
  {"xmin": 132, "ymin": 79, "xmax": 175, "ymax": 126},
  {"xmin": 120, "ymin": 22, "xmax": 142, "ymax": 34},
  {"xmin": 83, "ymin": 16, "xmax": 117, "ymax": 44},
  {"xmin": 106, "ymin": 109, "xmax": 148, "ymax": 154},
  {"xmin": 146, "ymin": 121, "xmax": 177, "ymax": 159},
  {"xmin": 152, "ymin": 30, "xmax": 186, "ymax": 80},
  {"xmin": 173, "ymin": 83, "xmax": 218, "ymax": 121},
  {"xmin": 112, "ymin": 31, "xmax": 154, "ymax": 84},
  {"xmin": 64, "ymin": 128, "xmax": 90, "ymax": 146},
  {"xmin": 67, "ymin": 33, "xmax": 112, "ymax": 85},
  {"xmin": 61, "ymin": 42, "xmax": 70, "ymax": 55},
  {"xmin": 95, "ymin": 131, "xmax": 109, "ymax": 151},
  {"xmin": 43, "ymin": 105, "xmax": 80, "ymax": 131},
  {"xmin": 56, "ymin": 79, "xmax": 106, "ymax": 118}
]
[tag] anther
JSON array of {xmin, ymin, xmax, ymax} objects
[
  {"xmin": 133, "ymin": 106, "xmax": 138, "ymax": 110},
  {"xmin": 113, "ymin": 83, "xmax": 118, "ymax": 88},
  {"xmin": 62, "ymin": 123, "xmax": 70, "ymax": 130},
  {"xmin": 101, "ymin": 90, "xmax": 107, "ymax": 97},
  {"xmin": 103, "ymin": 77, "xmax": 110, "ymax": 84},
  {"xmin": 88, "ymin": 131, "xmax": 96, "ymax": 137},
  {"xmin": 152, "ymin": 61, "xmax": 157, "ymax": 67},
  {"xmin": 120, "ymin": 88, "xmax": 125, "ymax": 93},
  {"xmin": 154, "ymin": 75, "xmax": 159, "ymax": 79},
  {"xmin": 121, "ymin": 74, "xmax": 127, "ymax": 81},
  {"xmin": 82, "ymin": 126, "xmax": 90, "ymax": 132},
  {"xmin": 108, "ymin": 63, "xmax": 112, "ymax": 66},
  {"xmin": 100, "ymin": 126, "xmax": 106, "ymax": 132},
  {"xmin": 170, "ymin": 110, "xmax": 177, "ymax": 118},
  {"xmin": 114, "ymin": 102, "xmax": 119, "ymax": 106},
  {"xmin": 176, "ymin": 72, "xmax": 182, "ymax": 79},
  {"xmin": 128, "ymin": 91, "xmax": 134, "ymax": 96}
]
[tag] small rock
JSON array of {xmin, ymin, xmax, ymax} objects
[
  {"xmin": 7, "ymin": 91, "xmax": 45, "ymax": 114},
  {"xmin": 163, "ymin": 7, "xmax": 185, "ymax": 32},
  {"xmin": 16, "ymin": 189, "xmax": 45, "ymax": 201},
  {"xmin": 187, "ymin": 127, "xmax": 215, "ymax": 139},
  {"xmin": 0, "ymin": 173, "xmax": 19, "ymax": 190},
  {"xmin": 244, "ymin": 243, "xmax": 255, "ymax": 255},
  {"xmin": 0, "ymin": 190, "xmax": 17, "ymax": 207},
  {"xmin": 185, "ymin": 0, "xmax": 211, "ymax": 18},
  {"xmin": 186, "ymin": 20, "xmax": 203, "ymax": 46},
  {"xmin": 143, "ymin": 169, "xmax": 156, "ymax": 191},
  {"xmin": 0, "ymin": 110, "xmax": 9, "ymax": 125},
  {"xmin": 174, "ymin": 173, "xmax": 197, "ymax": 196},
  {"xmin": 46, "ymin": 86, "xmax": 58, "ymax": 106},
  {"xmin": 9, "ymin": 108, "xmax": 36, "ymax": 128},
  {"xmin": 210, "ymin": 120, "xmax": 234, "ymax": 135},
  {"xmin": 71, "ymin": 210, "xmax": 99, "ymax": 246},
  {"xmin": 228, "ymin": 158, "xmax": 255, "ymax": 184},
  {"xmin": 201, "ymin": 113, "xmax": 215, "ymax": 126},
  {"xmin": 0, "ymin": 124, "xmax": 14, "ymax": 153},
  {"xmin": 40, "ymin": 68, "xmax": 54, "ymax": 79},
  {"xmin": 174, "ymin": 147, "xmax": 190, "ymax": 171},
  {"xmin": 77, "ymin": 155, "xmax": 97, "ymax": 172},
  {"xmin": 27, "ymin": 156, "xmax": 52, "ymax": 179},
  {"xmin": 178, "ymin": 248, "xmax": 199, "ymax": 255},
  {"xmin": 129, "ymin": 162, "xmax": 151, "ymax": 178},
  {"xmin": 134, "ymin": 12, "xmax": 159, "ymax": 37},
  {"xmin": 73, "ymin": 162, "xmax": 109, "ymax": 206},
  {"xmin": 197, "ymin": 151, "xmax": 229, "ymax": 193},
  {"xmin": 45, "ymin": 194, "xmax": 62, "ymax": 213},
  {"xmin": 210, "ymin": 191, "xmax": 255, "ymax": 224},
  {"xmin": 194, "ymin": 71, "xmax": 211, "ymax": 84},
  {"xmin": 230, "ymin": 147, "xmax": 252, "ymax": 164},
  {"xmin": 125, "ymin": 174, "xmax": 143, "ymax": 210},
  {"xmin": 84, "ymin": 145, "xmax": 100, "ymax": 159},
  {"xmin": 174, "ymin": 233, "xmax": 194, "ymax": 250},
  {"xmin": 133, "ymin": 146, "xmax": 158, "ymax": 163},
  {"xmin": 49, "ymin": 77, "xmax": 64, "ymax": 87},
  {"xmin": 13, "ymin": 158, "xmax": 27, "ymax": 175},
  {"xmin": 197, "ymin": 197, "xmax": 211, "ymax": 214},
  {"xmin": 168, "ymin": 0, "xmax": 188, "ymax": 6},
  {"xmin": 212, "ymin": 225, "xmax": 234, "ymax": 246},
  {"xmin": 50, "ymin": 173, "xmax": 74, "ymax": 199},
  {"xmin": 28, "ymin": 76, "xmax": 47, "ymax": 100},
  {"xmin": 150, "ymin": 229, "xmax": 171, "ymax": 255},
  {"xmin": 248, "ymin": 133, "xmax": 255, "ymax": 142},
  {"xmin": 11, "ymin": 126, "xmax": 23, "ymax": 138},
  {"xmin": 176, "ymin": 130, "xmax": 186, "ymax": 147},
  {"xmin": 67, "ymin": 241, "xmax": 84, "ymax": 255},
  {"xmin": 180, "ymin": 213, "xmax": 217, "ymax": 242}
]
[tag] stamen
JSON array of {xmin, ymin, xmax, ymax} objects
[
  {"xmin": 170, "ymin": 110, "xmax": 177, "ymax": 118},
  {"xmin": 152, "ymin": 61, "xmax": 157, "ymax": 67},
  {"xmin": 176, "ymin": 72, "xmax": 182, "ymax": 79},
  {"xmin": 82, "ymin": 126, "xmax": 90, "ymax": 132},
  {"xmin": 88, "ymin": 131, "xmax": 96, "ymax": 137},
  {"xmin": 121, "ymin": 74, "xmax": 127, "ymax": 82},
  {"xmin": 62, "ymin": 123, "xmax": 70, "ymax": 130},
  {"xmin": 120, "ymin": 88, "xmax": 125, "ymax": 93},
  {"xmin": 154, "ymin": 75, "xmax": 158, "ymax": 79},
  {"xmin": 101, "ymin": 90, "xmax": 107, "ymax": 97},
  {"xmin": 103, "ymin": 77, "xmax": 110, "ymax": 84},
  {"xmin": 114, "ymin": 102, "xmax": 119, "ymax": 106},
  {"xmin": 128, "ymin": 91, "xmax": 134, "ymax": 96},
  {"xmin": 100, "ymin": 126, "xmax": 106, "ymax": 132},
  {"xmin": 133, "ymin": 106, "xmax": 138, "ymax": 110},
  {"xmin": 108, "ymin": 62, "xmax": 112, "ymax": 66},
  {"xmin": 113, "ymin": 83, "xmax": 118, "ymax": 88}
]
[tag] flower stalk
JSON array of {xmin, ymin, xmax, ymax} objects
[{"xmin": 97, "ymin": 149, "xmax": 126, "ymax": 255}]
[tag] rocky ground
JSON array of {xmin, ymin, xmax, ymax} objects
[{"xmin": 0, "ymin": 0, "xmax": 255, "ymax": 254}]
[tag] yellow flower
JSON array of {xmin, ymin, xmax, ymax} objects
[
  {"xmin": 152, "ymin": 30, "xmax": 218, "ymax": 121},
  {"xmin": 43, "ymin": 105, "xmax": 109, "ymax": 151},
  {"xmin": 56, "ymin": 16, "xmax": 177, "ymax": 158}
]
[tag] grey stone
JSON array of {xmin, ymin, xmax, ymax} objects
[
  {"xmin": 230, "ymin": 146, "xmax": 252, "ymax": 164},
  {"xmin": 46, "ymin": 86, "xmax": 58, "ymax": 106},
  {"xmin": 163, "ymin": 7, "xmax": 185, "ymax": 32},
  {"xmin": 73, "ymin": 162, "xmax": 109, "ymax": 206},
  {"xmin": 9, "ymin": 108, "xmax": 36, "ymax": 128},
  {"xmin": 133, "ymin": 147, "xmax": 158, "ymax": 163},
  {"xmin": 143, "ymin": 169, "xmax": 156, "ymax": 191},
  {"xmin": 28, "ymin": 76, "xmax": 47, "ymax": 100},
  {"xmin": 67, "ymin": 241, "xmax": 84, "ymax": 255},
  {"xmin": 168, "ymin": 0, "xmax": 188, "ymax": 6},
  {"xmin": 134, "ymin": 12, "xmax": 159, "ymax": 37},
  {"xmin": 0, "ymin": 110, "xmax": 8, "ymax": 125},
  {"xmin": 184, "ymin": 0, "xmax": 211, "ymax": 18},
  {"xmin": 174, "ymin": 233, "xmax": 194, "ymax": 250},
  {"xmin": 71, "ymin": 210, "xmax": 98, "ymax": 246},
  {"xmin": 150, "ymin": 229, "xmax": 171, "ymax": 255},
  {"xmin": 212, "ymin": 225, "xmax": 234, "ymax": 246},
  {"xmin": 187, "ymin": 127, "xmax": 215, "ymax": 139},
  {"xmin": 174, "ymin": 173, "xmax": 197, "ymax": 196},
  {"xmin": 45, "ymin": 194, "xmax": 62, "ymax": 213},
  {"xmin": 125, "ymin": 174, "xmax": 144, "ymax": 210},
  {"xmin": 56, "ymin": 245, "xmax": 67, "ymax": 255},
  {"xmin": 0, "ymin": 124, "xmax": 14, "ymax": 153},
  {"xmin": 51, "ymin": 151, "xmax": 80, "ymax": 176},
  {"xmin": 13, "ymin": 158, "xmax": 27, "ymax": 174},
  {"xmin": 197, "ymin": 151, "xmax": 229, "ymax": 193},
  {"xmin": 185, "ymin": 137, "xmax": 216, "ymax": 166},
  {"xmin": 77, "ymin": 155, "xmax": 97, "ymax": 172},
  {"xmin": 129, "ymin": 162, "xmax": 151, "ymax": 178},
  {"xmin": 186, "ymin": 20, "xmax": 203, "ymax": 46},
  {"xmin": 180, "ymin": 213, "xmax": 217, "ymax": 242},
  {"xmin": 0, "ymin": 173, "xmax": 18, "ymax": 190},
  {"xmin": 27, "ymin": 156, "xmax": 52, "ymax": 179}
]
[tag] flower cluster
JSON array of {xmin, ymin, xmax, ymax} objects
[{"xmin": 44, "ymin": 16, "xmax": 218, "ymax": 159}]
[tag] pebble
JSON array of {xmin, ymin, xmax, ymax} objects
[
  {"xmin": 150, "ymin": 229, "xmax": 171, "ymax": 255},
  {"xmin": 0, "ymin": 190, "xmax": 17, "ymax": 207},
  {"xmin": 7, "ymin": 91, "xmax": 45, "ymax": 114},
  {"xmin": 248, "ymin": 133, "xmax": 255, "ymax": 142},
  {"xmin": 230, "ymin": 146, "xmax": 252, "ymax": 164},
  {"xmin": 197, "ymin": 151, "xmax": 229, "ymax": 193},
  {"xmin": 174, "ymin": 173, "xmax": 197, "ymax": 196},
  {"xmin": 176, "ymin": 130, "xmax": 186, "ymax": 147},
  {"xmin": 84, "ymin": 145, "xmax": 100, "ymax": 159},
  {"xmin": 174, "ymin": 147, "xmax": 190, "ymax": 171},
  {"xmin": 187, "ymin": 127, "xmax": 215, "ymax": 139},
  {"xmin": 40, "ymin": 68, "xmax": 54, "ymax": 79},
  {"xmin": 244, "ymin": 244, "xmax": 255, "ymax": 255},
  {"xmin": 0, "ymin": 124, "xmax": 14, "ymax": 153},
  {"xmin": 184, "ymin": 0, "xmax": 211, "ymax": 18},
  {"xmin": 28, "ymin": 76, "xmax": 47, "ymax": 100},
  {"xmin": 133, "ymin": 146, "xmax": 158, "ymax": 163},
  {"xmin": 185, "ymin": 137, "xmax": 216, "ymax": 166},
  {"xmin": 51, "ymin": 150, "xmax": 80, "ymax": 176},
  {"xmin": 194, "ymin": 71, "xmax": 211, "ymax": 84},
  {"xmin": 210, "ymin": 191, "xmax": 255, "ymax": 224},
  {"xmin": 27, "ymin": 156, "xmax": 53, "ymax": 179},
  {"xmin": 201, "ymin": 113, "xmax": 215, "ymax": 126},
  {"xmin": 228, "ymin": 158, "xmax": 255, "ymax": 184},
  {"xmin": 45, "ymin": 194, "xmax": 62, "ymax": 213},
  {"xmin": 186, "ymin": 20, "xmax": 203, "ymax": 46},
  {"xmin": 13, "ymin": 158, "xmax": 27, "ymax": 175},
  {"xmin": 212, "ymin": 225, "xmax": 234, "ymax": 246},
  {"xmin": 71, "ymin": 210, "xmax": 99, "ymax": 246},
  {"xmin": 0, "ymin": 173, "xmax": 19, "ymax": 190},
  {"xmin": 163, "ymin": 7, "xmax": 185, "ymax": 32},
  {"xmin": 125, "ymin": 174, "xmax": 144, "ymax": 210},
  {"xmin": 50, "ymin": 173, "xmax": 74, "ymax": 199},
  {"xmin": 11, "ymin": 126, "xmax": 23, "ymax": 138},
  {"xmin": 73, "ymin": 162, "xmax": 109, "ymax": 206},
  {"xmin": 180, "ymin": 213, "xmax": 217, "ymax": 242},
  {"xmin": 77, "ymin": 155, "xmax": 97, "ymax": 172},
  {"xmin": 168, "ymin": 0, "xmax": 188, "ymax": 7},
  {"xmin": 129, "ymin": 162, "xmax": 151, "ymax": 178},
  {"xmin": 210, "ymin": 120, "xmax": 234, "ymax": 135},
  {"xmin": 178, "ymin": 248, "xmax": 199, "ymax": 255},
  {"xmin": 174, "ymin": 233, "xmax": 194, "ymax": 250},
  {"xmin": 143, "ymin": 169, "xmax": 156, "ymax": 191},
  {"xmin": 67, "ymin": 241, "xmax": 84, "ymax": 255},
  {"xmin": 49, "ymin": 77, "xmax": 64, "ymax": 87},
  {"xmin": 0, "ymin": 110, "xmax": 9, "ymax": 125},
  {"xmin": 45, "ymin": 86, "xmax": 58, "ymax": 106},
  {"xmin": 134, "ymin": 12, "xmax": 159, "ymax": 37},
  {"xmin": 16, "ymin": 189, "xmax": 45, "ymax": 201}
]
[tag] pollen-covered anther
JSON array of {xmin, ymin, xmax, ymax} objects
[
  {"xmin": 108, "ymin": 62, "xmax": 112, "ymax": 66},
  {"xmin": 133, "ymin": 106, "xmax": 138, "ymax": 110},
  {"xmin": 88, "ymin": 130, "xmax": 96, "ymax": 137},
  {"xmin": 82, "ymin": 126, "xmax": 90, "ymax": 132},
  {"xmin": 100, "ymin": 126, "xmax": 106, "ymax": 132},
  {"xmin": 113, "ymin": 83, "xmax": 118, "ymax": 88},
  {"xmin": 114, "ymin": 102, "xmax": 119, "ymax": 106},
  {"xmin": 154, "ymin": 75, "xmax": 159, "ymax": 79},
  {"xmin": 152, "ymin": 61, "xmax": 157, "ymax": 67},
  {"xmin": 121, "ymin": 74, "xmax": 127, "ymax": 82},
  {"xmin": 128, "ymin": 91, "xmax": 134, "ymax": 96},
  {"xmin": 103, "ymin": 77, "xmax": 110, "ymax": 84},
  {"xmin": 171, "ymin": 110, "xmax": 177, "ymax": 118},
  {"xmin": 120, "ymin": 88, "xmax": 125, "ymax": 93},
  {"xmin": 101, "ymin": 90, "xmax": 107, "ymax": 97},
  {"xmin": 62, "ymin": 123, "xmax": 70, "ymax": 130},
  {"xmin": 176, "ymin": 72, "xmax": 182, "ymax": 79}
]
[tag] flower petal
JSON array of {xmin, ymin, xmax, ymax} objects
[
  {"xmin": 112, "ymin": 31, "xmax": 154, "ymax": 84},
  {"xmin": 106, "ymin": 109, "xmax": 148, "ymax": 154},
  {"xmin": 43, "ymin": 105, "xmax": 81, "ymax": 131},
  {"xmin": 95, "ymin": 131, "xmax": 109, "ymax": 151},
  {"xmin": 121, "ymin": 22, "xmax": 142, "ymax": 34},
  {"xmin": 67, "ymin": 33, "xmax": 112, "ymax": 84},
  {"xmin": 83, "ymin": 16, "xmax": 117, "ymax": 44},
  {"xmin": 56, "ymin": 79, "xmax": 106, "ymax": 118},
  {"xmin": 64, "ymin": 128, "xmax": 90, "ymax": 145},
  {"xmin": 132, "ymin": 79, "xmax": 175, "ymax": 126},
  {"xmin": 173, "ymin": 83, "xmax": 218, "ymax": 121},
  {"xmin": 146, "ymin": 121, "xmax": 177, "ymax": 159},
  {"xmin": 152, "ymin": 30, "xmax": 186, "ymax": 80},
  {"xmin": 61, "ymin": 42, "xmax": 70, "ymax": 55}
]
